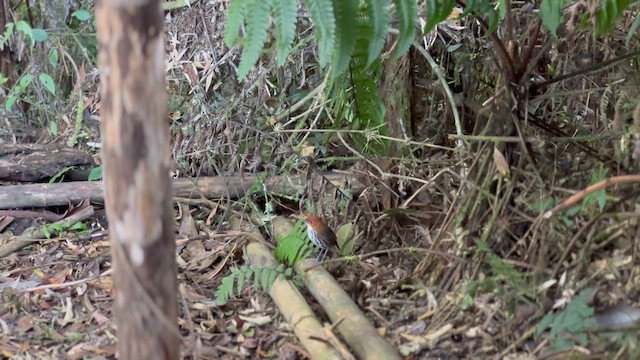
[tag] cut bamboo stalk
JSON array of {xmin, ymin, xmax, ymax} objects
[
  {"xmin": 232, "ymin": 217, "xmax": 349, "ymax": 360},
  {"xmin": 272, "ymin": 216, "xmax": 402, "ymax": 360}
]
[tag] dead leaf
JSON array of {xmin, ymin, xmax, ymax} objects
[{"xmin": 493, "ymin": 147, "xmax": 510, "ymax": 178}]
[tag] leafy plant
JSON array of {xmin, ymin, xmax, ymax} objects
[
  {"xmin": 40, "ymin": 221, "xmax": 90, "ymax": 240},
  {"xmin": 215, "ymin": 263, "xmax": 293, "ymax": 305},
  {"xmin": 1, "ymin": 21, "xmax": 53, "ymax": 112},
  {"xmin": 49, "ymin": 167, "xmax": 73, "ymax": 183},
  {"xmin": 536, "ymin": 288, "xmax": 597, "ymax": 352},
  {"xmin": 274, "ymin": 220, "xmax": 316, "ymax": 265},
  {"xmin": 583, "ymin": 166, "xmax": 609, "ymax": 212},
  {"xmin": 88, "ymin": 166, "xmax": 103, "ymax": 181}
]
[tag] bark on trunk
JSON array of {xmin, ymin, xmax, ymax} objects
[{"xmin": 96, "ymin": 0, "xmax": 179, "ymax": 358}]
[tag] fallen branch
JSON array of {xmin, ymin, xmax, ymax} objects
[
  {"xmin": 543, "ymin": 175, "xmax": 640, "ymax": 219},
  {"xmin": 0, "ymin": 171, "xmax": 364, "ymax": 209},
  {"xmin": 0, "ymin": 205, "xmax": 95, "ymax": 258}
]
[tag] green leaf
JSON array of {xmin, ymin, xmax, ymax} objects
[
  {"xmin": 366, "ymin": 0, "xmax": 390, "ymax": 66},
  {"xmin": 88, "ymin": 166, "xmax": 102, "ymax": 181},
  {"xmin": 394, "ymin": 0, "xmax": 417, "ymax": 59},
  {"xmin": 19, "ymin": 74, "xmax": 33, "ymax": 88},
  {"xmin": 304, "ymin": 0, "xmax": 336, "ymax": 67},
  {"xmin": 596, "ymin": 0, "xmax": 635, "ymax": 35},
  {"xmin": 349, "ymin": 17, "xmax": 387, "ymax": 153},
  {"xmin": 32, "ymin": 29, "xmax": 48, "ymax": 42},
  {"xmin": 540, "ymin": 0, "xmax": 563, "ymax": 38},
  {"xmin": 42, "ymin": 225, "xmax": 51, "ymax": 239},
  {"xmin": 273, "ymin": 0, "xmax": 298, "ymax": 66},
  {"xmin": 237, "ymin": 0, "xmax": 273, "ymax": 80},
  {"xmin": 331, "ymin": 0, "xmax": 357, "ymax": 75},
  {"xmin": 224, "ymin": 0, "xmax": 248, "ymax": 47},
  {"xmin": 423, "ymin": 0, "xmax": 454, "ymax": 34},
  {"xmin": 236, "ymin": 269, "xmax": 246, "ymax": 295},
  {"xmin": 48, "ymin": 121, "xmax": 58, "ymax": 136},
  {"xmin": 1, "ymin": 23, "xmax": 15, "ymax": 50},
  {"xmin": 260, "ymin": 268, "xmax": 270, "ymax": 290},
  {"xmin": 49, "ymin": 167, "xmax": 72, "ymax": 184},
  {"xmin": 39, "ymin": 73, "xmax": 56, "ymax": 95},
  {"xmin": 49, "ymin": 49, "xmax": 59, "ymax": 68},
  {"xmin": 72, "ymin": 9, "xmax": 92, "ymax": 21},
  {"xmin": 15, "ymin": 21, "xmax": 32, "ymax": 39},
  {"xmin": 336, "ymin": 222, "xmax": 355, "ymax": 255},
  {"xmin": 5, "ymin": 95, "xmax": 17, "ymax": 111}
]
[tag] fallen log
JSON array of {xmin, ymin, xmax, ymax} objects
[{"xmin": 0, "ymin": 171, "xmax": 364, "ymax": 209}]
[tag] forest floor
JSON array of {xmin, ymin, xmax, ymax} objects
[{"xmin": 1, "ymin": 1, "xmax": 640, "ymax": 359}]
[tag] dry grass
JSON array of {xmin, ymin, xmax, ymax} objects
[{"xmin": 1, "ymin": 1, "xmax": 640, "ymax": 358}]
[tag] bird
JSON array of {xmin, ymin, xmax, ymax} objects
[{"xmin": 294, "ymin": 213, "xmax": 339, "ymax": 263}]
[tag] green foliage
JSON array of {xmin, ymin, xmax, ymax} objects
[
  {"xmin": 463, "ymin": 0, "xmax": 500, "ymax": 34},
  {"xmin": 88, "ymin": 166, "xmax": 103, "ymax": 181},
  {"xmin": 1, "ymin": 18, "xmax": 56, "ymax": 111},
  {"xmin": 350, "ymin": 17, "xmax": 387, "ymax": 153},
  {"xmin": 331, "ymin": 0, "xmax": 358, "ymax": 75},
  {"xmin": 394, "ymin": 0, "xmax": 418, "ymax": 59},
  {"xmin": 49, "ymin": 167, "xmax": 73, "ymax": 183},
  {"xmin": 215, "ymin": 263, "xmax": 293, "ymax": 305},
  {"xmin": 273, "ymin": 0, "xmax": 298, "ymax": 66},
  {"xmin": 224, "ymin": 0, "xmax": 248, "ymax": 47},
  {"xmin": 40, "ymin": 221, "xmax": 89, "ymax": 240},
  {"xmin": 365, "ymin": 0, "xmax": 390, "ymax": 66},
  {"xmin": 539, "ymin": 0, "xmax": 564, "ymax": 38},
  {"xmin": 275, "ymin": 221, "xmax": 316, "ymax": 265},
  {"xmin": 304, "ymin": 0, "xmax": 336, "ymax": 67},
  {"xmin": 224, "ymin": 0, "xmax": 429, "ymax": 80},
  {"xmin": 584, "ymin": 166, "xmax": 609, "ymax": 212},
  {"xmin": 536, "ymin": 288, "xmax": 597, "ymax": 352},
  {"xmin": 237, "ymin": 0, "xmax": 273, "ymax": 80},
  {"xmin": 423, "ymin": 0, "xmax": 455, "ymax": 35},
  {"xmin": 596, "ymin": 0, "xmax": 637, "ymax": 35},
  {"xmin": 335, "ymin": 222, "xmax": 356, "ymax": 256}
]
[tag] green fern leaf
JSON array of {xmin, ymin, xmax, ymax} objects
[
  {"xmin": 236, "ymin": 267, "xmax": 246, "ymax": 295},
  {"xmin": 273, "ymin": 0, "xmax": 298, "ymax": 66},
  {"xmin": 423, "ymin": 0, "xmax": 454, "ymax": 34},
  {"xmin": 260, "ymin": 268, "xmax": 271, "ymax": 291},
  {"xmin": 349, "ymin": 17, "xmax": 387, "ymax": 153},
  {"xmin": 275, "ymin": 221, "xmax": 314, "ymax": 265},
  {"xmin": 304, "ymin": 0, "xmax": 336, "ymax": 67},
  {"xmin": 394, "ymin": 0, "xmax": 417, "ymax": 58},
  {"xmin": 331, "ymin": 0, "xmax": 358, "ymax": 75},
  {"xmin": 237, "ymin": 0, "xmax": 274, "ymax": 80},
  {"xmin": 224, "ymin": 0, "xmax": 249, "ymax": 47},
  {"xmin": 267, "ymin": 269, "xmax": 278, "ymax": 292},
  {"xmin": 366, "ymin": 0, "xmax": 390, "ymax": 66},
  {"xmin": 215, "ymin": 274, "xmax": 236, "ymax": 304}
]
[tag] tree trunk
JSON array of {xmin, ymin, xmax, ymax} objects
[{"xmin": 95, "ymin": 0, "xmax": 179, "ymax": 359}]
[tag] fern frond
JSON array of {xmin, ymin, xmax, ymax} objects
[
  {"xmin": 224, "ymin": 0, "xmax": 249, "ymax": 48},
  {"xmin": 303, "ymin": 0, "xmax": 336, "ymax": 67},
  {"xmin": 273, "ymin": 0, "xmax": 298, "ymax": 66},
  {"xmin": 350, "ymin": 17, "xmax": 387, "ymax": 153},
  {"xmin": 275, "ymin": 221, "xmax": 315, "ymax": 265},
  {"xmin": 216, "ymin": 263, "xmax": 293, "ymax": 304},
  {"xmin": 366, "ymin": 0, "xmax": 390, "ymax": 66},
  {"xmin": 331, "ymin": 0, "xmax": 358, "ymax": 76},
  {"xmin": 394, "ymin": 0, "xmax": 417, "ymax": 58},
  {"xmin": 215, "ymin": 273, "xmax": 237, "ymax": 304},
  {"xmin": 237, "ymin": 0, "xmax": 274, "ymax": 80},
  {"xmin": 423, "ymin": 0, "xmax": 455, "ymax": 35}
]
